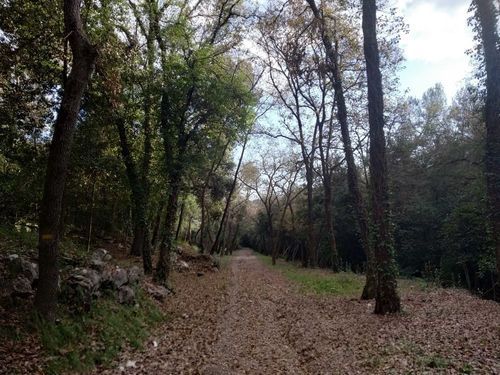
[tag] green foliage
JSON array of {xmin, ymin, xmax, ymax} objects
[{"xmin": 34, "ymin": 291, "xmax": 164, "ymax": 374}]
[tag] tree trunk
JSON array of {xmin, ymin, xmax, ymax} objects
[
  {"xmin": 35, "ymin": 0, "xmax": 97, "ymax": 322},
  {"xmin": 362, "ymin": 0, "xmax": 400, "ymax": 314},
  {"xmin": 151, "ymin": 199, "xmax": 165, "ymax": 250},
  {"xmin": 301, "ymin": 166, "xmax": 315, "ymax": 268},
  {"xmin": 86, "ymin": 177, "xmax": 97, "ymax": 253},
  {"xmin": 175, "ymin": 197, "xmax": 186, "ymax": 241},
  {"xmin": 210, "ymin": 133, "xmax": 248, "ymax": 255},
  {"xmin": 114, "ymin": 118, "xmax": 153, "ymax": 274},
  {"xmin": 322, "ymin": 176, "xmax": 339, "ymax": 271},
  {"xmin": 306, "ymin": 0, "xmax": 376, "ymax": 298},
  {"xmin": 155, "ymin": 176, "xmax": 180, "ymax": 284},
  {"xmin": 475, "ymin": 0, "xmax": 500, "ymax": 299}
]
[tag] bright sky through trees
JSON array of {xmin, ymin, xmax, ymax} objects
[{"xmin": 397, "ymin": 0, "xmax": 474, "ymax": 99}]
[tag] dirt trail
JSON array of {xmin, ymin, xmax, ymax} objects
[{"xmin": 104, "ymin": 249, "xmax": 500, "ymax": 374}]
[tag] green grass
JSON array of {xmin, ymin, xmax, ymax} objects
[
  {"xmin": 257, "ymin": 254, "xmax": 429, "ymax": 297},
  {"xmin": 34, "ymin": 290, "xmax": 165, "ymax": 374},
  {"xmin": 257, "ymin": 254, "xmax": 365, "ymax": 296}
]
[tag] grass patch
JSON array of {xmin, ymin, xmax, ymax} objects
[
  {"xmin": 34, "ymin": 290, "xmax": 165, "ymax": 374},
  {"xmin": 257, "ymin": 254, "xmax": 428, "ymax": 297},
  {"xmin": 257, "ymin": 254, "xmax": 365, "ymax": 297}
]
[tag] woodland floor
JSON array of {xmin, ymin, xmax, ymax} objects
[{"xmin": 97, "ymin": 249, "xmax": 500, "ymax": 375}]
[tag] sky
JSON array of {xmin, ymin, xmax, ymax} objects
[{"xmin": 395, "ymin": 0, "xmax": 475, "ymax": 100}]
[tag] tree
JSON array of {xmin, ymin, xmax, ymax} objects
[
  {"xmin": 35, "ymin": 0, "xmax": 97, "ymax": 321},
  {"xmin": 362, "ymin": 0, "xmax": 400, "ymax": 314},
  {"xmin": 154, "ymin": 0, "xmax": 256, "ymax": 283},
  {"xmin": 473, "ymin": 0, "xmax": 500, "ymax": 298},
  {"xmin": 211, "ymin": 132, "xmax": 249, "ymax": 255},
  {"xmin": 306, "ymin": 0, "xmax": 376, "ymax": 296}
]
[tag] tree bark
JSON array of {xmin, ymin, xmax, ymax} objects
[
  {"xmin": 306, "ymin": 0, "xmax": 376, "ymax": 297},
  {"xmin": 114, "ymin": 116, "xmax": 152, "ymax": 273},
  {"xmin": 175, "ymin": 197, "xmax": 186, "ymax": 241},
  {"xmin": 362, "ymin": 0, "xmax": 400, "ymax": 314},
  {"xmin": 199, "ymin": 140, "xmax": 230, "ymax": 253},
  {"xmin": 151, "ymin": 199, "xmax": 165, "ymax": 250},
  {"xmin": 475, "ymin": 0, "xmax": 500, "ymax": 299},
  {"xmin": 35, "ymin": 0, "xmax": 97, "ymax": 322},
  {"xmin": 155, "ymin": 175, "xmax": 180, "ymax": 284}
]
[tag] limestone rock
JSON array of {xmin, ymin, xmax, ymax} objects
[{"xmin": 117, "ymin": 285, "xmax": 135, "ymax": 304}]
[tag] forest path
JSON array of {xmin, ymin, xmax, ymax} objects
[
  {"xmin": 101, "ymin": 249, "xmax": 500, "ymax": 374},
  {"xmin": 204, "ymin": 248, "xmax": 305, "ymax": 374}
]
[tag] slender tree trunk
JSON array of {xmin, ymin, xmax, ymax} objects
[
  {"xmin": 306, "ymin": 0, "xmax": 376, "ymax": 298},
  {"xmin": 115, "ymin": 118, "xmax": 146, "ymax": 257},
  {"xmin": 211, "ymin": 133, "xmax": 248, "ymax": 255},
  {"xmin": 199, "ymin": 140, "xmax": 230, "ymax": 253},
  {"xmin": 151, "ymin": 199, "xmax": 165, "ymax": 250},
  {"xmin": 185, "ymin": 216, "xmax": 192, "ymax": 243},
  {"xmin": 475, "ymin": 0, "xmax": 500, "ymax": 299},
  {"xmin": 86, "ymin": 177, "xmax": 97, "ymax": 253},
  {"xmin": 175, "ymin": 197, "xmax": 186, "ymax": 241},
  {"xmin": 35, "ymin": 0, "xmax": 97, "ymax": 322},
  {"xmin": 362, "ymin": 0, "xmax": 400, "ymax": 314},
  {"xmin": 200, "ymin": 191, "xmax": 207, "ymax": 253},
  {"xmin": 322, "ymin": 176, "xmax": 339, "ymax": 271},
  {"xmin": 303, "ymin": 166, "xmax": 315, "ymax": 267}
]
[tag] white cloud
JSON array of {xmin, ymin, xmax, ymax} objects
[{"xmin": 397, "ymin": 0, "xmax": 474, "ymax": 98}]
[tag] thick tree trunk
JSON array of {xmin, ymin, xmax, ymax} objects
[
  {"xmin": 475, "ymin": 0, "xmax": 500, "ymax": 299},
  {"xmin": 155, "ymin": 176, "xmax": 180, "ymax": 284},
  {"xmin": 362, "ymin": 0, "xmax": 400, "ymax": 314},
  {"xmin": 306, "ymin": 0, "xmax": 376, "ymax": 298},
  {"xmin": 35, "ymin": 0, "xmax": 97, "ymax": 322},
  {"xmin": 210, "ymin": 133, "xmax": 248, "ymax": 255}
]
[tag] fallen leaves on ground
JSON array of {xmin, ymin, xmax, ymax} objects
[{"xmin": 98, "ymin": 249, "xmax": 500, "ymax": 374}]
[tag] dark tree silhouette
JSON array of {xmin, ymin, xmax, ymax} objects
[
  {"xmin": 474, "ymin": 0, "xmax": 500, "ymax": 299},
  {"xmin": 35, "ymin": 0, "xmax": 97, "ymax": 321},
  {"xmin": 362, "ymin": 0, "xmax": 401, "ymax": 314}
]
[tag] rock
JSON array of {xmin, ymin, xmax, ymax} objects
[
  {"xmin": 11, "ymin": 276, "xmax": 33, "ymax": 297},
  {"xmin": 102, "ymin": 267, "xmax": 128, "ymax": 289},
  {"xmin": 67, "ymin": 268, "xmax": 101, "ymax": 293},
  {"xmin": 89, "ymin": 258, "xmax": 105, "ymax": 271},
  {"xmin": 127, "ymin": 266, "xmax": 143, "ymax": 285},
  {"xmin": 125, "ymin": 360, "xmax": 137, "ymax": 368},
  {"xmin": 146, "ymin": 284, "xmax": 170, "ymax": 301},
  {"xmin": 7, "ymin": 256, "xmax": 38, "ymax": 283},
  {"xmin": 117, "ymin": 286, "xmax": 135, "ymax": 304},
  {"xmin": 178, "ymin": 260, "xmax": 190, "ymax": 272},
  {"xmin": 91, "ymin": 248, "xmax": 112, "ymax": 262},
  {"xmin": 61, "ymin": 268, "xmax": 101, "ymax": 311}
]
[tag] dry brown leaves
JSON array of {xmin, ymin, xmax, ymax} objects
[{"xmin": 101, "ymin": 249, "xmax": 500, "ymax": 374}]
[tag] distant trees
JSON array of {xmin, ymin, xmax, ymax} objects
[{"xmin": 306, "ymin": 0, "xmax": 376, "ymax": 297}]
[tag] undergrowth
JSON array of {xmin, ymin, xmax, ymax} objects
[{"xmin": 33, "ymin": 290, "xmax": 165, "ymax": 374}]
